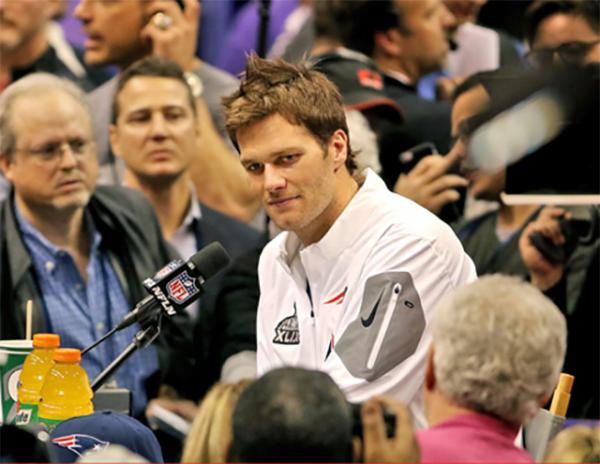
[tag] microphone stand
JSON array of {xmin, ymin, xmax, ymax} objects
[{"xmin": 90, "ymin": 317, "xmax": 161, "ymax": 392}]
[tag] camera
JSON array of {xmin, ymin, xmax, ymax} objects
[
  {"xmin": 530, "ymin": 207, "xmax": 599, "ymax": 264},
  {"xmin": 350, "ymin": 402, "xmax": 396, "ymax": 439}
]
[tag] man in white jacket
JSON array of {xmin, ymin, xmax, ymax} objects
[{"xmin": 223, "ymin": 54, "xmax": 476, "ymax": 427}]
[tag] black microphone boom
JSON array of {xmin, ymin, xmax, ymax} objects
[{"xmin": 115, "ymin": 242, "xmax": 231, "ymax": 331}]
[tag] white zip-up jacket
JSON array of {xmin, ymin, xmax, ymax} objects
[{"xmin": 257, "ymin": 170, "xmax": 477, "ymax": 426}]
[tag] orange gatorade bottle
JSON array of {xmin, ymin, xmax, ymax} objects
[
  {"xmin": 16, "ymin": 333, "xmax": 60, "ymax": 426},
  {"xmin": 38, "ymin": 348, "xmax": 93, "ymax": 430}
]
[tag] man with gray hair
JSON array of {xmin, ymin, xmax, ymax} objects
[
  {"xmin": 417, "ymin": 274, "xmax": 567, "ymax": 462},
  {"xmin": 0, "ymin": 73, "xmax": 191, "ymax": 418}
]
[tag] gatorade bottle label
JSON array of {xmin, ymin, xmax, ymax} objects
[
  {"xmin": 15, "ymin": 402, "xmax": 38, "ymax": 426},
  {"xmin": 38, "ymin": 416, "xmax": 62, "ymax": 432}
]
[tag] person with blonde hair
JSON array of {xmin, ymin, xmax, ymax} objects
[
  {"xmin": 544, "ymin": 426, "xmax": 600, "ymax": 463},
  {"xmin": 181, "ymin": 380, "xmax": 252, "ymax": 463}
]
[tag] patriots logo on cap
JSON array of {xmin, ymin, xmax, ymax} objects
[
  {"xmin": 52, "ymin": 434, "xmax": 109, "ymax": 457},
  {"xmin": 167, "ymin": 271, "xmax": 199, "ymax": 303}
]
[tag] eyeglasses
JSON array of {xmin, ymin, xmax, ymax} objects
[
  {"xmin": 527, "ymin": 40, "xmax": 600, "ymax": 68},
  {"xmin": 15, "ymin": 138, "xmax": 93, "ymax": 165}
]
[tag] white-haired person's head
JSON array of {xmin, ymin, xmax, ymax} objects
[
  {"xmin": 0, "ymin": 73, "xmax": 91, "ymax": 159},
  {"xmin": 427, "ymin": 274, "xmax": 567, "ymax": 426}
]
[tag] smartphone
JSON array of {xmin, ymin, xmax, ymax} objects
[{"xmin": 397, "ymin": 142, "xmax": 438, "ymax": 174}]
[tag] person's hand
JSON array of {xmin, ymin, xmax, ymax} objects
[
  {"xmin": 435, "ymin": 76, "xmax": 465, "ymax": 101},
  {"xmin": 394, "ymin": 149, "xmax": 467, "ymax": 215},
  {"xmin": 519, "ymin": 206, "xmax": 569, "ymax": 291},
  {"xmin": 140, "ymin": 0, "xmax": 200, "ymax": 71},
  {"xmin": 361, "ymin": 396, "xmax": 420, "ymax": 463},
  {"xmin": 146, "ymin": 397, "xmax": 198, "ymax": 423}
]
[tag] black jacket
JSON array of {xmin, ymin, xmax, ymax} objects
[{"xmin": 0, "ymin": 186, "xmax": 194, "ymax": 400}]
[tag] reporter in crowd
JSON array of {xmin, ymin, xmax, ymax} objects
[
  {"xmin": 417, "ymin": 275, "xmax": 566, "ymax": 462},
  {"xmin": 74, "ymin": 0, "xmax": 260, "ymax": 222},
  {"xmin": 180, "ymin": 380, "xmax": 252, "ymax": 463},
  {"xmin": 520, "ymin": 207, "xmax": 599, "ymax": 419},
  {"xmin": 0, "ymin": 73, "xmax": 191, "ymax": 418},
  {"xmin": 229, "ymin": 367, "xmax": 354, "ymax": 462},
  {"xmin": 0, "ymin": 0, "xmax": 107, "ymax": 93}
]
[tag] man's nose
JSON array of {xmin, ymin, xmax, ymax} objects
[
  {"xmin": 149, "ymin": 114, "xmax": 168, "ymax": 138},
  {"xmin": 441, "ymin": 3, "xmax": 457, "ymax": 30},
  {"xmin": 264, "ymin": 165, "xmax": 286, "ymax": 192},
  {"xmin": 58, "ymin": 144, "xmax": 79, "ymax": 169},
  {"xmin": 74, "ymin": 0, "xmax": 91, "ymax": 21}
]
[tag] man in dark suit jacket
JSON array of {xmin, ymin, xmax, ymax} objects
[{"xmin": 109, "ymin": 57, "xmax": 263, "ymax": 397}]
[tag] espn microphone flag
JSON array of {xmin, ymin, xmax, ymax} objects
[{"xmin": 115, "ymin": 242, "xmax": 231, "ymax": 331}]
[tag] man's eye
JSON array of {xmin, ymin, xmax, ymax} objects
[
  {"xmin": 165, "ymin": 111, "xmax": 184, "ymax": 121},
  {"xmin": 246, "ymin": 163, "xmax": 264, "ymax": 173},
  {"xmin": 279, "ymin": 154, "xmax": 298, "ymax": 164},
  {"xmin": 128, "ymin": 115, "xmax": 149, "ymax": 123},
  {"xmin": 38, "ymin": 144, "xmax": 59, "ymax": 158}
]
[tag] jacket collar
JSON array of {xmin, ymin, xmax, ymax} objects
[
  {"xmin": 276, "ymin": 169, "xmax": 386, "ymax": 267},
  {"xmin": 3, "ymin": 191, "xmax": 33, "ymax": 290}
]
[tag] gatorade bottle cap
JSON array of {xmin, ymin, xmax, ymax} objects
[
  {"xmin": 33, "ymin": 333, "xmax": 60, "ymax": 348},
  {"xmin": 53, "ymin": 348, "xmax": 81, "ymax": 363}
]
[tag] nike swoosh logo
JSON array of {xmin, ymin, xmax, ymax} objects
[{"xmin": 361, "ymin": 291, "xmax": 383, "ymax": 327}]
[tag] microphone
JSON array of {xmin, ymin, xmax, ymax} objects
[{"xmin": 114, "ymin": 242, "xmax": 231, "ymax": 331}]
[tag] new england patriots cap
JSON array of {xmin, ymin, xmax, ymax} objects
[{"xmin": 49, "ymin": 410, "xmax": 163, "ymax": 462}]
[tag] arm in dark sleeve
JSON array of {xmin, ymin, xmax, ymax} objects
[{"xmin": 187, "ymin": 243, "xmax": 263, "ymax": 401}]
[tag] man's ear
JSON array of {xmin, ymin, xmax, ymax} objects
[
  {"xmin": 108, "ymin": 124, "xmax": 122, "ymax": 159},
  {"xmin": 329, "ymin": 129, "xmax": 349, "ymax": 172},
  {"xmin": 425, "ymin": 345, "xmax": 436, "ymax": 391},
  {"xmin": 374, "ymin": 28, "xmax": 403, "ymax": 58},
  {"xmin": 537, "ymin": 392, "xmax": 552, "ymax": 408},
  {"xmin": 0, "ymin": 154, "xmax": 14, "ymax": 182}
]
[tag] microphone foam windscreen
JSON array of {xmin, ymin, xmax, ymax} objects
[{"xmin": 189, "ymin": 242, "xmax": 232, "ymax": 279}]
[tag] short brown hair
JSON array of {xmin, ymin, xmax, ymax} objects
[
  {"xmin": 525, "ymin": 0, "xmax": 600, "ymax": 45},
  {"xmin": 223, "ymin": 54, "xmax": 358, "ymax": 174},
  {"xmin": 112, "ymin": 56, "xmax": 196, "ymax": 124}
]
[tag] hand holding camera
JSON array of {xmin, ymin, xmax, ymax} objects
[
  {"xmin": 519, "ymin": 207, "xmax": 570, "ymax": 291},
  {"xmin": 358, "ymin": 396, "xmax": 420, "ymax": 463}
]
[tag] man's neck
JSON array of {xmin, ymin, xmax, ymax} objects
[
  {"xmin": 373, "ymin": 54, "xmax": 420, "ymax": 85},
  {"xmin": 16, "ymin": 197, "xmax": 88, "ymax": 252},
  {"xmin": 0, "ymin": 28, "xmax": 50, "ymax": 71},
  {"xmin": 497, "ymin": 204, "xmax": 539, "ymax": 230},
  {"xmin": 123, "ymin": 171, "xmax": 192, "ymax": 240},
  {"xmin": 425, "ymin": 389, "xmax": 476, "ymax": 427}
]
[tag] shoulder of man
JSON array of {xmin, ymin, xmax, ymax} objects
[
  {"xmin": 92, "ymin": 184, "xmax": 153, "ymax": 215},
  {"xmin": 89, "ymin": 185, "xmax": 169, "ymax": 256},
  {"xmin": 195, "ymin": 62, "xmax": 239, "ymax": 91},
  {"xmin": 198, "ymin": 202, "xmax": 263, "ymax": 259},
  {"xmin": 86, "ymin": 76, "xmax": 117, "ymax": 166}
]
